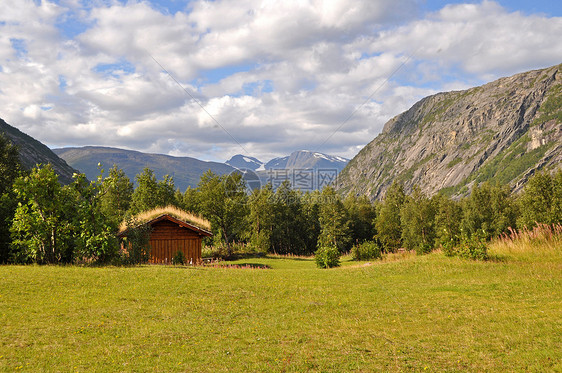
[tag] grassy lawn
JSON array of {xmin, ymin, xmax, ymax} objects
[{"xmin": 1, "ymin": 249, "xmax": 561, "ymax": 371}]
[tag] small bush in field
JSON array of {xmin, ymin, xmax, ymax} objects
[
  {"xmin": 442, "ymin": 239, "xmax": 456, "ymax": 257},
  {"xmin": 315, "ymin": 245, "xmax": 340, "ymax": 268},
  {"xmin": 351, "ymin": 241, "xmax": 382, "ymax": 261},
  {"xmin": 457, "ymin": 234, "xmax": 488, "ymax": 260},
  {"xmin": 172, "ymin": 250, "xmax": 186, "ymax": 265},
  {"xmin": 415, "ymin": 242, "xmax": 433, "ymax": 256}
]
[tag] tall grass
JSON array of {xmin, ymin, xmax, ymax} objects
[{"xmin": 489, "ymin": 223, "xmax": 562, "ymax": 259}]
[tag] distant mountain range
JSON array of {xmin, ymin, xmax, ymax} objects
[
  {"xmin": 0, "ymin": 118, "xmax": 77, "ymax": 184},
  {"xmin": 227, "ymin": 150, "xmax": 348, "ymax": 172},
  {"xmin": 54, "ymin": 147, "xmax": 349, "ymax": 191},
  {"xmin": 53, "ymin": 147, "xmax": 236, "ymax": 192}
]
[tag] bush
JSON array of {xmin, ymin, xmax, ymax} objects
[
  {"xmin": 415, "ymin": 242, "xmax": 433, "ymax": 256},
  {"xmin": 172, "ymin": 250, "xmax": 186, "ymax": 265},
  {"xmin": 202, "ymin": 242, "xmax": 264, "ymax": 260},
  {"xmin": 456, "ymin": 234, "xmax": 488, "ymax": 260},
  {"xmin": 120, "ymin": 217, "xmax": 152, "ymax": 265},
  {"xmin": 442, "ymin": 232, "xmax": 488, "ymax": 260},
  {"xmin": 351, "ymin": 241, "xmax": 382, "ymax": 261},
  {"xmin": 315, "ymin": 245, "xmax": 340, "ymax": 268}
]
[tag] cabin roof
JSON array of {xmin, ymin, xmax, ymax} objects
[{"xmin": 117, "ymin": 213, "xmax": 212, "ymax": 238}]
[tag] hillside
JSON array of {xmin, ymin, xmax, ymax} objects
[
  {"xmin": 338, "ymin": 63, "xmax": 562, "ymax": 199},
  {"xmin": 53, "ymin": 146, "xmax": 236, "ymax": 191},
  {"xmin": 0, "ymin": 118, "xmax": 77, "ymax": 184}
]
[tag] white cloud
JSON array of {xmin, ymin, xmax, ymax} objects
[{"xmin": 0, "ymin": 0, "xmax": 561, "ymax": 165}]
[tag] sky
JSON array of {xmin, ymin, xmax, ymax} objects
[{"xmin": 0, "ymin": 0, "xmax": 561, "ymax": 163}]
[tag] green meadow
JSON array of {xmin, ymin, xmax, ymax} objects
[{"xmin": 1, "ymin": 248, "xmax": 561, "ymax": 372}]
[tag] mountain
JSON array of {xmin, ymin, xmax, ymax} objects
[
  {"xmin": 256, "ymin": 150, "xmax": 349, "ymax": 191},
  {"xmin": 226, "ymin": 154, "xmax": 265, "ymax": 171},
  {"xmin": 0, "ymin": 118, "xmax": 77, "ymax": 184},
  {"xmin": 281, "ymin": 150, "xmax": 348, "ymax": 171},
  {"xmin": 53, "ymin": 146, "xmax": 236, "ymax": 191},
  {"xmin": 264, "ymin": 156, "xmax": 289, "ymax": 170},
  {"xmin": 338, "ymin": 63, "xmax": 562, "ymax": 200}
]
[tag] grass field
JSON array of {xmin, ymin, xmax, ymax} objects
[{"xmin": 1, "ymin": 246, "xmax": 561, "ymax": 371}]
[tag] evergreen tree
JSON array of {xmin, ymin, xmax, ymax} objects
[{"xmin": 375, "ymin": 181, "xmax": 405, "ymax": 252}]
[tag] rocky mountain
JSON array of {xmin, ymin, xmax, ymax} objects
[
  {"xmin": 0, "ymin": 118, "xmax": 77, "ymax": 184},
  {"xmin": 338, "ymin": 63, "xmax": 562, "ymax": 200},
  {"xmin": 226, "ymin": 154, "xmax": 265, "ymax": 171},
  {"xmin": 280, "ymin": 150, "xmax": 348, "ymax": 171},
  {"xmin": 53, "ymin": 146, "xmax": 236, "ymax": 191},
  {"xmin": 231, "ymin": 150, "xmax": 349, "ymax": 172},
  {"xmin": 264, "ymin": 156, "xmax": 289, "ymax": 170}
]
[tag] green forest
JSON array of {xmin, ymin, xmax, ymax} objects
[{"xmin": 1, "ymin": 133, "xmax": 561, "ymax": 266}]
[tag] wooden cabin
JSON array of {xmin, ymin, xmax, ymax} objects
[{"xmin": 118, "ymin": 212, "xmax": 212, "ymax": 264}]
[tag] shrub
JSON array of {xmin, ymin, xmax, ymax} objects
[
  {"xmin": 172, "ymin": 250, "xmax": 186, "ymax": 265},
  {"xmin": 456, "ymin": 234, "xmax": 488, "ymax": 260},
  {"xmin": 351, "ymin": 241, "xmax": 382, "ymax": 261},
  {"xmin": 119, "ymin": 217, "xmax": 152, "ymax": 265},
  {"xmin": 442, "ymin": 239, "xmax": 457, "ymax": 257},
  {"xmin": 315, "ymin": 245, "xmax": 340, "ymax": 268},
  {"xmin": 415, "ymin": 242, "xmax": 433, "ymax": 255}
]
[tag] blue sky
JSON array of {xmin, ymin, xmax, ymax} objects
[{"xmin": 0, "ymin": 0, "xmax": 561, "ymax": 162}]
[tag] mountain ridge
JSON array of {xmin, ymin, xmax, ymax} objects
[
  {"xmin": 338, "ymin": 63, "xmax": 562, "ymax": 199},
  {"xmin": 53, "ymin": 146, "xmax": 237, "ymax": 191},
  {"xmin": 0, "ymin": 118, "xmax": 77, "ymax": 184}
]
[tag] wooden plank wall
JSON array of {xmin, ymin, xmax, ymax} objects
[{"xmin": 148, "ymin": 220, "xmax": 203, "ymax": 264}]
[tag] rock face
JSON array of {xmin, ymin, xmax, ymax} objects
[
  {"xmin": 338, "ymin": 64, "xmax": 562, "ymax": 200},
  {"xmin": 0, "ymin": 118, "xmax": 77, "ymax": 184}
]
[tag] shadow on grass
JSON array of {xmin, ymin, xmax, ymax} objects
[
  {"xmin": 265, "ymin": 255, "xmax": 314, "ymax": 262},
  {"xmin": 208, "ymin": 263, "xmax": 271, "ymax": 269}
]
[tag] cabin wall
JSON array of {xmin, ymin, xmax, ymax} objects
[{"xmin": 149, "ymin": 220, "xmax": 202, "ymax": 264}]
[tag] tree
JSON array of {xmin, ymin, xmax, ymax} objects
[
  {"xmin": 270, "ymin": 181, "xmax": 307, "ymax": 254},
  {"xmin": 69, "ymin": 172, "xmax": 118, "ymax": 263},
  {"xmin": 375, "ymin": 181, "xmax": 406, "ymax": 252},
  {"xmin": 300, "ymin": 190, "xmax": 321, "ymax": 254},
  {"xmin": 344, "ymin": 194, "xmax": 376, "ymax": 245},
  {"xmin": 181, "ymin": 186, "xmax": 200, "ymax": 214},
  {"xmin": 0, "ymin": 133, "xmax": 21, "ymax": 262},
  {"xmin": 99, "ymin": 165, "xmax": 133, "ymax": 226},
  {"xmin": 246, "ymin": 184, "xmax": 274, "ymax": 253},
  {"xmin": 130, "ymin": 168, "xmax": 177, "ymax": 213},
  {"xmin": 317, "ymin": 186, "xmax": 351, "ymax": 253},
  {"xmin": 11, "ymin": 165, "xmax": 74, "ymax": 264},
  {"xmin": 197, "ymin": 170, "xmax": 247, "ymax": 245},
  {"xmin": 462, "ymin": 182, "xmax": 516, "ymax": 240},
  {"xmin": 434, "ymin": 194, "xmax": 463, "ymax": 247},
  {"xmin": 400, "ymin": 186, "xmax": 436, "ymax": 254},
  {"xmin": 517, "ymin": 171, "xmax": 562, "ymax": 228}
]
